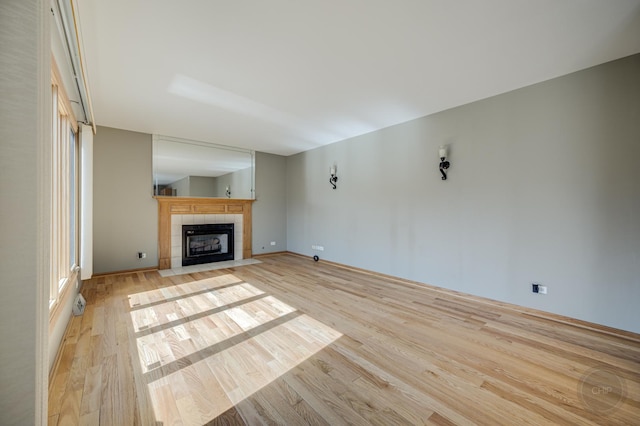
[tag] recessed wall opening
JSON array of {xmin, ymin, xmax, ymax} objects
[{"xmin": 182, "ymin": 223, "xmax": 234, "ymax": 266}]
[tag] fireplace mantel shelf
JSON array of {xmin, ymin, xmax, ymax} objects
[{"xmin": 155, "ymin": 197, "xmax": 255, "ymax": 270}]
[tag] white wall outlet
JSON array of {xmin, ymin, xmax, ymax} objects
[
  {"xmin": 538, "ymin": 285, "xmax": 547, "ymax": 294},
  {"xmin": 138, "ymin": 252, "xmax": 147, "ymax": 259},
  {"xmin": 316, "ymin": 245, "xmax": 324, "ymax": 251},
  {"xmin": 270, "ymin": 241, "xmax": 276, "ymax": 246}
]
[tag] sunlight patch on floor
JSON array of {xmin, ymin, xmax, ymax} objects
[
  {"xmin": 128, "ymin": 274, "xmax": 245, "ymax": 309},
  {"xmin": 147, "ymin": 313, "xmax": 342, "ymax": 424},
  {"xmin": 128, "ymin": 275, "xmax": 343, "ymax": 425},
  {"xmin": 129, "ymin": 279, "xmax": 265, "ymax": 333},
  {"xmin": 134, "ymin": 295, "xmax": 296, "ymax": 374}
]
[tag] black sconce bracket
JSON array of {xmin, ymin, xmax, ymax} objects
[
  {"xmin": 329, "ymin": 175, "xmax": 338, "ymax": 189},
  {"xmin": 439, "ymin": 158, "xmax": 450, "ymax": 180}
]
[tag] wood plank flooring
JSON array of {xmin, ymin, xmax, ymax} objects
[{"xmin": 48, "ymin": 253, "xmax": 640, "ymax": 425}]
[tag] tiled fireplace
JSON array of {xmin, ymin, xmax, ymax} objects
[
  {"xmin": 171, "ymin": 214, "xmax": 243, "ymax": 268},
  {"xmin": 155, "ymin": 197, "xmax": 254, "ymax": 270}
]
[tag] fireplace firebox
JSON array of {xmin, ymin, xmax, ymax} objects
[{"xmin": 182, "ymin": 223, "xmax": 234, "ymax": 266}]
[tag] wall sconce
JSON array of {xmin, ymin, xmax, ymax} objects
[
  {"xmin": 329, "ymin": 165, "xmax": 338, "ymax": 189},
  {"xmin": 225, "ymin": 186, "xmax": 231, "ymax": 198},
  {"xmin": 439, "ymin": 146, "xmax": 450, "ymax": 180}
]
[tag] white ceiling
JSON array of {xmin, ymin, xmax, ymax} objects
[{"xmin": 75, "ymin": 0, "xmax": 640, "ymax": 156}]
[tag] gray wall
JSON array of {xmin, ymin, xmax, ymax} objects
[
  {"xmin": 92, "ymin": 127, "xmax": 284, "ymax": 272},
  {"xmin": 189, "ymin": 176, "xmax": 216, "ymax": 197},
  {"xmin": 286, "ymin": 54, "xmax": 640, "ymax": 333},
  {"xmin": 0, "ymin": 1, "xmax": 48, "ymax": 423},
  {"xmin": 253, "ymin": 152, "xmax": 287, "ymax": 254},
  {"xmin": 215, "ymin": 166, "xmax": 254, "ymax": 199},
  {"xmin": 93, "ymin": 126, "xmax": 158, "ymax": 273},
  {"xmin": 168, "ymin": 175, "xmax": 218, "ymax": 197},
  {"xmin": 169, "ymin": 175, "xmax": 190, "ymax": 196}
]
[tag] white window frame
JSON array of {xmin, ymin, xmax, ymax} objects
[{"xmin": 50, "ymin": 60, "xmax": 79, "ymax": 313}]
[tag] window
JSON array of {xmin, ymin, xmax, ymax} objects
[
  {"xmin": 69, "ymin": 128, "xmax": 76, "ymax": 271},
  {"xmin": 50, "ymin": 61, "xmax": 79, "ymax": 311}
]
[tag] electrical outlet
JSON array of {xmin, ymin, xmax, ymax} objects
[
  {"xmin": 316, "ymin": 245, "xmax": 324, "ymax": 251},
  {"xmin": 270, "ymin": 241, "xmax": 276, "ymax": 246},
  {"xmin": 138, "ymin": 252, "xmax": 147, "ymax": 259},
  {"xmin": 532, "ymin": 283, "xmax": 547, "ymax": 294}
]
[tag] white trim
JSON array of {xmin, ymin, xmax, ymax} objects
[
  {"xmin": 80, "ymin": 124, "xmax": 93, "ymax": 279},
  {"xmin": 54, "ymin": 0, "xmax": 95, "ymax": 130},
  {"xmin": 36, "ymin": 0, "xmax": 51, "ymax": 422}
]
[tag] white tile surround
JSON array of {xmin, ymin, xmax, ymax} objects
[{"xmin": 171, "ymin": 214, "xmax": 243, "ymax": 269}]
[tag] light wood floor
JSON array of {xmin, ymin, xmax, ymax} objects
[{"xmin": 49, "ymin": 253, "xmax": 640, "ymax": 425}]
